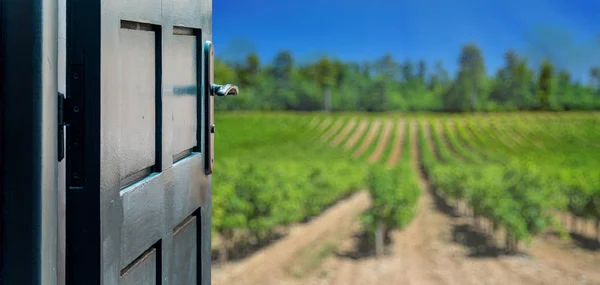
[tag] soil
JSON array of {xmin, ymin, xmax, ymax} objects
[
  {"xmin": 343, "ymin": 120, "xmax": 369, "ymax": 151},
  {"xmin": 330, "ymin": 119, "xmax": 357, "ymax": 147},
  {"xmin": 213, "ymin": 119, "xmax": 600, "ymax": 285},
  {"xmin": 317, "ymin": 118, "xmax": 334, "ymax": 132},
  {"xmin": 367, "ymin": 119, "xmax": 394, "ymax": 163},
  {"xmin": 353, "ymin": 120, "xmax": 382, "ymax": 158},
  {"xmin": 386, "ymin": 120, "xmax": 406, "ymax": 167},
  {"xmin": 322, "ymin": 119, "xmax": 346, "ymax": 142}
]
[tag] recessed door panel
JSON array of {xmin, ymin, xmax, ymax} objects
[
  {"xmin": 172, "ymin": 216, "xmax": 198, "ymax": 285},
  {"xmin": 118, "ymin": 25, "xmax": 157, "ymax": 184},
  {"xmin": 120, "ymin": 248, "xmax": 158, "ymax": 285},
  {"xmin": 171, "ymin": 31, "xmax": 198, "ymax": 159}
]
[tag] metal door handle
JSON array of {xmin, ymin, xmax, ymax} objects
[
  {"xmin": 204, "ymin": 41, "xmax": 239, "ymax": 174},
  {"xmin": 210, "ymin": 84, "xmax": 239, "ymax": 96}
]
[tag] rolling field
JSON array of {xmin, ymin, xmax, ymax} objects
[{"xmin": 212, "ymin": 112, "xmax": 600, "ymax": 285}]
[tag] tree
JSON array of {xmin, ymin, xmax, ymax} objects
[
  {"xmin": 269, "ymin": 50, "xmax": 295, "ymax": 109},
  {"xmin": 459, "ymin": 44, "xmax": 486, "ymax": 110},
  {"xmin": 373, "ymin": 53, "xmax": 398, "ymax": 80},
  {"xmin": 537, "ymin": 59, "xmax": 554, "ymax": 110},
  {"xmin": 372, "ymin": 54, "xmax": 399, "ymax": 111},
  {"xmin": 214, "ymin": 58, "xmax": 240, "ymax": 111},
  {"xmin": 428, "ymin": 61, "xmax": 450, "ymax": 91},
  {"xmin": 271, "ymin": 50, "xmax": 293, "ymax": 81},
  {"xmin": 313, "ymin": 57, "xmax": 337, "ymax": 112},
  {"xmin": 213, "ymin": 40, "xmax": 600, "ymax": 112},
  {"xmin": 443, "ymin": 44, "xmax": 486, "ymax": 111},
  {"xmin": 333, "ymin": 60, "xmax": 346, "ymax": 87},
  {"xmin": 417, "ymin": 59, "xmax": 426, "ymax": 84},
  {"xmin": 401, "ymin": 60, "xmax": 415, "ymax": 83},
  {"xmin": 489, "ymin": 50, "xmax": 534, "ymax": 109},
  {"xmin": 555, "ymin": 70, "xmax": 573, "ymax": 110},
  {"xmin": 246, "ymin": 53, "xmax": 260, "ymax": 74},
  {"xmin": 514, "ymin": 59, "xmax": 535, "ymax": 109},
  {"xmin": 590, "ymin": 67, "xmax": 600, "ymax": 91},
  {"xmin": 490, "ymin": 51, "xmax": 516, "ymax": 102},
  {"xmin": 235, "ymin": 53, "xmax": 260, "ymax": 87}
]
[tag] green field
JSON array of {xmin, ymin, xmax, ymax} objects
[{"xmin": 213, "ymin": 111, "xmax": 600, "ymax": 259}]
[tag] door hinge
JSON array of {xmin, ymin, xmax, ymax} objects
[
  {"xmin": 58, "ymin": 92, "xmax": 65, "ymax": 161},
  {"xmin": 58, "ymin": 92, "xmax": 73, "ymax": 162}
]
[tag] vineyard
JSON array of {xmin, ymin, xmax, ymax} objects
[{"xmin": 212, "ymin": 111, "xmax": 600, "ymax": 285}]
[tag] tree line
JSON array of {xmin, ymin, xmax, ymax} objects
[{"xmin": 215, "ymin": 43, "xmax": 600, "ymax": 112}]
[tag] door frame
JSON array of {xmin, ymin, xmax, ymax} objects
[{"xmin": 0, "ymin": 0, "xmax": 60, "ymax": 284}]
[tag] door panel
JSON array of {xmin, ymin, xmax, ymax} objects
[
  {"xmin": 66, "ymin": 0, "xmax": 212, "ymax": 284},
  {"xmin": 172, "ymin": 216, "xmax": 198, "ymax": 285},
  {"xmin": 171, "ymin": 31, "xmax": 198, "ymax": 157},
  {"xmin": 118, "ymin": 25, "xmax": 158, "ymax": 183},
  {"xmin": 120, "ymin": 175, "xmax": 165, "ymax": 269},
  {"xmin": 120, "ymin": 248, "xmax": 158, "ymax": 285}
]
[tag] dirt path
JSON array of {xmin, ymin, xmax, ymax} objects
[
  {"xmin": 386, "ymin": 119, "xmax": 406, "ymax": 167},
  {"xmin": 321, "ymin": 118, "xmax": 345, "ymax": 142},
  {"xmin": 367, "ymin": 119, "xmax": 394, "ymax": 163},
  {"xmin": 330, "ymin": 119, "xmax": 357, "ymax": 147},
  {"xmin": 352, "ymin": 120, "xmax": 382, "ymax": 158},
  {"xmin": 343, "ymin": 120, "xmax": 369, "ymax": 151},
  {"xmin": 212, "ymin": 191, "xmax": 370, "ymax": 285}
]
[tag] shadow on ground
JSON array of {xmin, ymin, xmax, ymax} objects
[
  {"xmin": 569, "ymin": 232, "xmax": 600, "ymax": 251},
  {"xmin": 451, "ymin": 224, "xmax": 507, "ymax": 258},
  {"xmin": 428, "ymin": 189, "xmax": 522, "ymax": 258},
  {"xmin": 334, "ymin": 231, "xmax": 392, "ymax": 260},
  {"xmin": 430, "ymin": 189, "xmax": 460, "ymax": 218},
  {"xmin": 544, "ymin": 231, "xmax": 600, "ymax": 252}
]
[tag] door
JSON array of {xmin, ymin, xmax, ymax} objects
[
  {"xmin": 65, "ymin": 0, "xmax": 235, "ymax": 284},
  {"xmin": 0, "ymin": 0, "xmax": 59, "ymax": 284}
]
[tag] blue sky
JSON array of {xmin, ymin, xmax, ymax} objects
[{"xmin": 213, "ymin": 0, "xmax": 599, "ymax": 80}]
